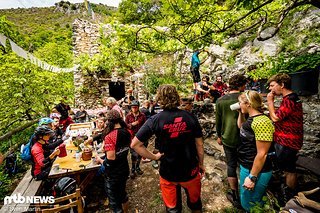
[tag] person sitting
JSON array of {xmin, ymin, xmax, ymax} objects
[
  {"xmin": 50, "ymin": 113, "xmax": 63, "ymax": 139},
  {"xmin": 84, "ymin": 117, "xmax": 107, "ymax": 147},
  {"xmin": 31, "ymin": 126, "xmax": 60, "ymax": 180},
  {"xmin": 211, "ymin": 75, "xmax": 228, "ymax": 102},
  {"xmin": 54, "ymin": 97, "xmax": 74, "ymax": 132},
  {"xmin": 237, "ymin": 90, "xmax": 275, "ymax": 211},
  {"xmin": 196, "ymin": 75, "xmax": 214, "ymax": 101},
  {"xmin": 75, "ymin": 105, "xmax": 88, "ymax": 123}
]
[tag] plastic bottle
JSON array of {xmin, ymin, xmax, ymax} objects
[{"xmin": 75, "ymin": 151, "xmax": 81, "ymax": 162}]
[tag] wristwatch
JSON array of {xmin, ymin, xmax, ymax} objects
[{"xmin": 248, "ymin": 174, "xmax": 258, "ymax": 183}]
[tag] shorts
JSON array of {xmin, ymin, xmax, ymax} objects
[
  {"xmin": 274, "ymin": 143, "xmax": 298, "ymax": 173},
  {"xmin": 190, "ymin": 67, "xmax": 200, "ymax": 83},
  {"xmin": 223, "ymin": 145, "xmax": 238, "ymax": 178},
  {"xmin": 105, "ymin": 177, "xmax": 128, "ymax": 212},
  {"xmin": 239, "ymin": 165, "xmax": 272, "ymax": 211},
  {"xmin": 160, "ymin": 174, "xmax": 202, "ymax": 212}
]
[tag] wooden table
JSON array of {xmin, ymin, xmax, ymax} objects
[{"xmin": 48, "ymin": 142, "xmax": 103, "ymax": 191}]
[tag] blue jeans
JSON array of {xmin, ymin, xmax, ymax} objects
[{"xmin": 239, "ymin": 165, "xmax": 272, "ymax": 212}]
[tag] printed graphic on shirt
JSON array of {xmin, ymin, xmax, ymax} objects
[{"xmin": 163, "ymin": 117, "xmax": 190, "ymax": 138}]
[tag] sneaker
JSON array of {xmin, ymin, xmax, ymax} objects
[
  {"xmin": 136, "ymin": 168, "xmax": 144, "ymax": 175},
  {"xmin": 152, "ymin": 160, "xmax": 159, "ymax": 169},
  {"xmin": 226, "ymin": 192, "xmax": 242, "ymax": 209}
]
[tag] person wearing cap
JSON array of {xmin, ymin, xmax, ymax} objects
[
  {"xmin": 95, "ymin": 109, "xmax": 131, "ymax": 213},
  {"xmin": 31, "ymin": 126, "xmax": 60, "ymax": 180},
  {"xmin": 50, "ymin": 113, "xmax": 63, "ymax": 139},
  {"xmin": 131, "ymin": 85, "xmax": 204, "ymax": 213},
  {"xmin": 125, "ymin": 100, "xmax": 146, "ymax": 178}
]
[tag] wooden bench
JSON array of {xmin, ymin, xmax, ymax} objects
[{"xmin": 0, "ymin": 169, "xmax": 43, "ymax": 213}]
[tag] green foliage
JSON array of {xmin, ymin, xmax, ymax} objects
[
  {"xmin": 227, "ymin": 36, "xmax": 247, "ymax": 50},
  {"xmin": 0, "ymin": 171, "xmax": 12, "ymax": 199},
  {"xmin": 118, "ymin": 0, "xmax": 162, "ymax": 24},
  {"xmin": 249, "ymin": 195, "xmax": 280, "ymax": 213},
  {"xmin": 247, "ymin": 53, "xmax": 320, "ymax": 80}
]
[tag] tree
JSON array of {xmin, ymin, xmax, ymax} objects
[{"xmin": 118, "ymin": 0, "xmax": 320, "ymax": 52}]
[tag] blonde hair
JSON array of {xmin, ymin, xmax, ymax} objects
[{"xmin": 239, "ymin": 90, "xmax": 264, "ymax": 113}]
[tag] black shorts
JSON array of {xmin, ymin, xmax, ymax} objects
[
  {"xmin": 274, "ymin": 143, "xmax": 298, "ymax": 173},
  {"xmin": 190, "ymin": 67, "xmax": 200, "ymax": 83},
  {"xmin": 223, "ymin": 145, "xmax": 238, "ymax": 178},
  {"xmin": 105, "ymin": 177, "xmax": 128, "ymax": 212}
]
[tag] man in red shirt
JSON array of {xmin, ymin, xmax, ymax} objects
[
  {"xmin": 267, "ymin": 73, "xmax": 303, "ymax": 201},
  {"xmin": 125, "ymin": 100, "xmax": 146, "ymax": 178},
  {"xmin": 131, "ymin": 85, "xmax": 204, "ymax": 213}
]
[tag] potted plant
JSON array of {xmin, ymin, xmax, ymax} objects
[{"xmin": 247, "ymin": 53, "xmax": 320, "ymax": 95}]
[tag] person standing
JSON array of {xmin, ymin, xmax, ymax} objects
[
  {"xmin": 190, "ymin": 51, "xmax": 201, "ymax": 96},
  {"xmin": 267, "ymin": 73, "xmax": 303, "ymax": 201},
  {"xmin": 95, "ymin": 110, "xmax": 131, "ymax": 213},
  {"xmin": 237, "ymin": 91, "xmax": 274, "ymax": 211},
  {"xmin": 120, "ymin": 89, "xmax": 135, "ymax": 115},
  {"xmin": 215, "ymin": 74, "xmax": 247, "ymax": 208},
  {"xmin": 140, "ymin": 100, "xmax": 152, "ymax": 119},
  {"xmin": 125, "ymin": 100, "xmax": 146, "ymax": 178},
  {"xmin": 131, "ymin": 85, "xmax": 204, "ymax": 213},
  {"xmin": 75, "ymin": 105, "xmax": 88, "ymax": 123},
  {"xmin": 103, "ymin": 97, "xmax": 124, "ymax": 119}
]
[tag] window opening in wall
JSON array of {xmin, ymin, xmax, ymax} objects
[{"xmin": 108, "ymin": 81, "xmax": 125, "ymax": 100}]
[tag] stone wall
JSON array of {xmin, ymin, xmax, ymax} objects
[{"xmin": 72, "ymin": 19, "xmax": 146, "ymax": 108}]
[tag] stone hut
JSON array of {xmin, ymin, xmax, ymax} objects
[{"xmin": 72, "ymin": 19, "xmax": 146, "ymax": 108}]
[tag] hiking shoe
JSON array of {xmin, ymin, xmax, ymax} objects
[
  {"xmin": 226, "ymin": 192, "xmax": 242, "ymax": 209},
  {"xmin": 152, "ymin": 160, "xmax": 159, "ymax": 169},
  {"xmin": 136, "ymin": 168, "xmax": 144, "ymax": 175}
]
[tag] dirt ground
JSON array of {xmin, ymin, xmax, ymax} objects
[{"xmin": 88, "ymin": 137, "xmax": 238, "ymax": 213}]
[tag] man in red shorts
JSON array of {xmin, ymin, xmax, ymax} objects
[
  {"xmin": 131, "ymin": 84, "xmax": 205, "ymax": 213},
  {"xmin": 267, "ymin": 73, "xmax": 303, "ymax": 202}
]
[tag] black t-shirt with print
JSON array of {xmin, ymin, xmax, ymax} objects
[
  {"xmin": 103, "ymin": 128, "xmax": 131, "ymax": 179},
  {"xmin": 238, "ymin": 114, "xmax": 274, "ymax": 172},
  {"xmin": 136, "ymin": 108, "xmax": 203, "ymax": 182}
]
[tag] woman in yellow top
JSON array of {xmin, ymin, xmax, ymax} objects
[{"xmin": 237, "ymin": 90, "xmax": 275, "ymax": 211}]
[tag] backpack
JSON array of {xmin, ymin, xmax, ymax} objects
[
  {"xmin": 20, "ymin": 133, "xmax": 35, "ymax": 161},
  {"xmin": 53, "ymin": 177, "xmax": 77, "ymax": 197},
  {"xmin": 5, "ymin": 153, "xmax": 17, "ymax": 176}
]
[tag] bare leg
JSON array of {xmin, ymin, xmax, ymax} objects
[
  {"xmin": 228, "ymin": 177, "xmax": 238, "ymax": 191},
  {"xmin": 122, "ymin": 201, "xmax": 129, "ymax": 213},
  {"xmin": 285, "ymin": 172, "xmax": 297, "ymax": 189}
]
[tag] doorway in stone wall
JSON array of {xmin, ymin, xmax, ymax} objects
[{"xmin": 109, "ymin": 81, "xmax": 125, "ymax": 100}]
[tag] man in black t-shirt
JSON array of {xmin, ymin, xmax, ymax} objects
[{"xmin": 131, "ymin": 85, "xmax": 205, "ymax": 213}]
